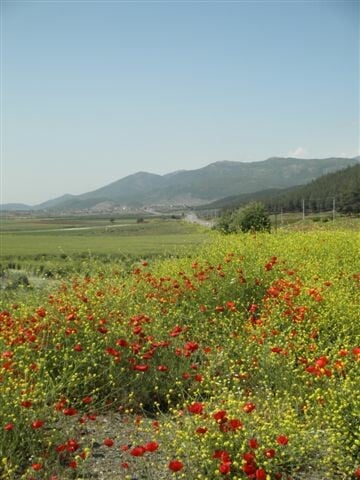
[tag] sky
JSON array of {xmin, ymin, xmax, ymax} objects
[{"xmin": 1, "ymin": 0, "xmax": 359, "ymax": 205}]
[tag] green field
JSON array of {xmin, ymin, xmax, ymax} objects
[
  {"xmin": 0, "ymin": 216, "xmax": 209, "ymax": 256},
  {"xmin": 0, "ymin": 216, "xmax": 211, "ymax": 295}
]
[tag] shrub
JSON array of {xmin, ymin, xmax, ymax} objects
[{"xmin": 217, "ymin": 202, "xmax": 271, "ymax": 233}]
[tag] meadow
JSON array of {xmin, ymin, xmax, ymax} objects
[
  {"xmin": 0, "ymin": 216, "xmax": 209, "ymax": 294},
  {"xmin": 0, "ymin": 216, "xmax": 359, "ymax": 479}
]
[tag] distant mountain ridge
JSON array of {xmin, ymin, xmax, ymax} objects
[
  {"xmin": 201, "ymin": 163, "xmax": 360, "ymax": 214},
  {"xmin": 1, "ymin": 156, "xmax": 359, "ymax": 212}
]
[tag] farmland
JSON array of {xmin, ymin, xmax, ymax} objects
[{"xmin": 0, "ymin": 216, "xmax": 359, "ymax": 479}]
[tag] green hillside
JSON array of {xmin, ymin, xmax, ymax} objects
[{"xmin": 202, "ymin": 163, "xmax": 360, "ymax": 214}]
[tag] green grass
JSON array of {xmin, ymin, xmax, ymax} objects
[
  {"xmin": 0, "ymin": 218, "xmax": 209, "ymax": 257},
  {"xmin": 0, "ymin": 232, "xmax": 208, "ymax": 256}
]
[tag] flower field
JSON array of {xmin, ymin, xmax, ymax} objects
[{"xmin": 1, "ymin": 231, "xmax": 359, "ymax": 479}]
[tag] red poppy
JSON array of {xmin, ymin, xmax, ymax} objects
[
  {"xmin": 213, "ymin": 410, "xmax": 227, "ymax": 422},
  {"xmin": 4, "ymin": 423, "xmax": 14, "ymax": 431},
  {"xmin": 187, "ymin": 402, "xmax": 204, "ymax": 415},
  {"xmin": 229, "ymin": 418, "xmax": 242, "ymax": 430},
  {"xmin": 134, "ymin": 364, "xmax": 149, "ymax": 372},
  {"xmin": 243, "ymin": 452, "xmax": 256, "ymax": 462},
  {"xmin": 276, "ymin": 435, "xmax": 289, "ymax": 445},
  {"xmin": 157, "ymin": 365, "xmax": 168, "ymax": 372},
  {"xmin": 184, "ymin": 341, "xmax": 199, "ymax": 353},
  {"xmin": 82, "ymin": 396, "xmax": 92, "ymax": 404},
  {"xmin": 31, "ymin": 420, "xmax": 44, "ymax": 429},
  {"xmin": 264, "ymin": 448, "xmax": 276, "ymax": 458},
  {"xmin": 243, "ymin": 462, "xmax": 257, "ymax": 475},
  {"xmin": 219, "ymin": 462, "xmax": 231, "ymax": 474},
  {"xmin": 32, "ymin": 463, "xmax": 42, "ymax": 471},
  {"xmin": 243, "ymin": 402, "xmax": 256, "ymax": 413},
  {"xmin": 63, "ymin": 407, "xmax": 78, "ymax": 416},
  {"xmin": 213, "ymin": 450, "xmax": 231, "ymax": 462},
  {"xmin": 103, "ymin": 438, "xmax": 114, "ymax": 447},
  {"xmin": 170, "ymin": 325, "xmax": 182, "ymax": 337},
  {"xmin": 144, "ymin": 441, "xmax": 159, "ymax": 452},
  {"xmin": 130, "ymin": 446, "xmax": 146, "ymax": 456},
  {"xmin": 66, "ymin": 439, "xmax": 79, "ymax": 452},
  {"xmin": 248, "ymin": 438, "xmax": 259, "ymax": 449},
  {"xmin": 196, "ymin": 426, "xmax": 208, "ymax": 434},
  {"xmin": 168, "ymin": 460, "xmax": 184, "ymax": 472},
  {"xmin": 315, "ymin": 356, "xmax": 329, "ymax": 368},
  {"xmin": 256, "ymin": 468, "xmax": 267, "ymax": 480}
]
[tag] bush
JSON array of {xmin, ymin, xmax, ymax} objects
[{"xmin": 217, "ymin": 202, "xmax": 271, "ymax": 233}]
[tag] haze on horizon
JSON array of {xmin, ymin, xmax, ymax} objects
[{"xmin": 1, "ymin": 0, "xmax": 359, "ymax": 206}]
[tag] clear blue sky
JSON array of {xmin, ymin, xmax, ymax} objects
[{"xmin": 1, "ymin": 0, "xmax": 359, "ymax": 205}]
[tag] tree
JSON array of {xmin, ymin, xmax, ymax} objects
[
  {"xmin": 215, "ymin": 209, "xmax": 235, "ymax": 234},
  {"xmin": 231, "ymin": 202, "xmax": 271, "ymax": 233}
]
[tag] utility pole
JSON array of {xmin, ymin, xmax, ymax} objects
[
  {"xmin": 302, "ymin": 199, "xmax": 305, "ymax": 221},
  {"xmin": 333, "ymin": 197, "xmax": 336, "ymax": 221},
  {"xmin": 280, "ymin": 207, "xmax": 283, "ymax": 226}
]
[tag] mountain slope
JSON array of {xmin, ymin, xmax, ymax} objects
[
  {"xmin": 1, "ymin": 156, "xmax": 358, "ymax": 211},
  {"xmin": 55, "ymin": 156, "xmax": 359, "ymax": 209},
  {"xmin": 203, "ymin": 163, "xmax": 360, "ymax": 214}
]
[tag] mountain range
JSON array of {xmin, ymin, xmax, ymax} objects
[{"xmin": 2, "ymin": 156, "xmax": 359, "ymax": 212}]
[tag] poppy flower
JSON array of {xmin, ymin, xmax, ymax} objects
[
  {"xmin": 168, "ymin": 460, "xmax": 184, "ymax": 472},
  {"xmin": 170, "ymin": 325, "xmax": 182, "ymax": 337},
  {"xmin": 229, "ymin": 418, "xmax": 242, "ymax": 430},
  {"xmin": 63, "ymin": 407, "xmax": 78, "ymax": 416},
  {"xmin": 103, "ymin": 438, "xmax": 114, "ymax": 447},
  {"xmin": 219, "ymin": 462, "xmax": 231, "ymax": 474},
  {"xmin": 243, "ymin": 402, "xmax": 256, "ymax": 413},
  {"xmin": 256, "ymin": 468, "xmax": 267, "ymax": 480},
  {"xmin": 315, "ymin": 356, "xmax": 329, "ymax": 368},
  {"xmin": 213, "ymin": 450, "xmax": 231, "ymax": 462},
  {"xmin": 31, "ymin": 420, "xmax": 44, "ymax": 429},
  {"xmin": 130, "ymin": 446, "xmax": 146, "ymax": 456},
  {"xmin": 66, "ymin": 439, "xmax": 79, "ymax": 452},
  {"xmin": 157, "ymin": 365, "xmax": 168, "ymax": 372},
  {"xmin": 144, "ymin": 441, "xmax": 159, "ymax": 452},
  {"xmin": 134, "ymin": 364, "xmax": 149, "ymax": 372},
  {"xmin": 264, "ymin": 448, "xmax": 276, "ymax": 458},
  {"xmin": 187, "ymin": 402, "xmax": 204, "ymax": 415},
  {"xmin": 32, "ymin": 463, "xmax": 42, "ymax": 471},
  {"xmin": 243, "ymin": 452, "xmax": 256, "ymax": 462},
  {"xmin": 4, "ymin": 423, "xmax": 14, "ymax": 431},
  {"xmin": 248, "ymin": 438, "xmax": 259, "ymax": 449},
  {"xmin": 243, "ymin": 462, "xmax": 257, "ymax": 475},
  {"xmin": 82, "ymin": 396, "xmax": 92, "ymax": 404},
  {"xmin": 184, "ymin": 341, "xmax": 199, "ymax": 353},
  {"xmin": 277, "ymin": 435, "xmax": 289, "ymax": 445},
  {"xmin": 213, "ymin": 410, "xmax": 227, "ymax": 422},
  {"xmin": 196, "ymin": 426, "xmax": 208, "ymax": 434}
]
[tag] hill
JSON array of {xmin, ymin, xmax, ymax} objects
[
  {"xmin": 1, "ymin": 156, "xmax": 358, "ymax": 212},
  {"xmin": 202, "ymin": 163, "xmax": 360, "ymax": 214}
]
